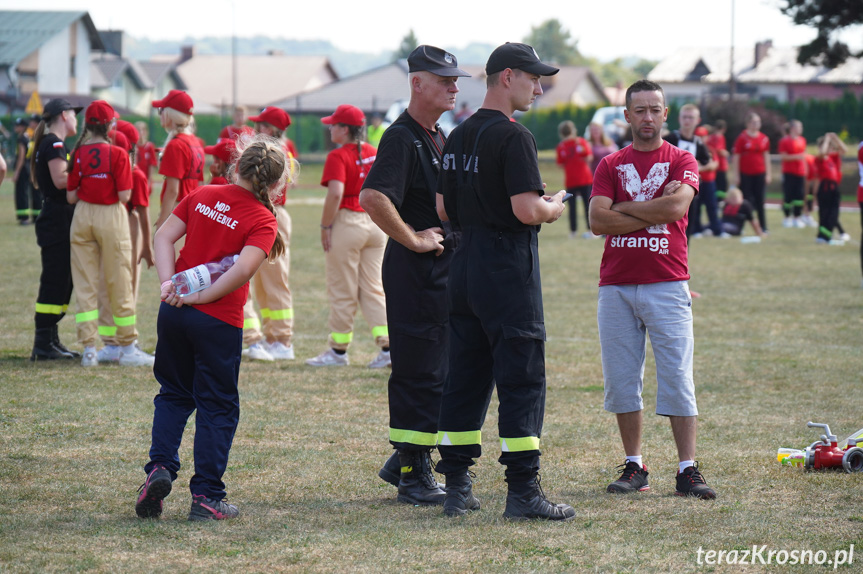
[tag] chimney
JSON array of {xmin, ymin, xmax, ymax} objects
[
  {"xmin": 754, "ymin": 40, "xmax": 772, "ymax": 67},
  {"xmin": 179, "ymin": 45, "xmax": 195, "ymax": 64},
  {"xmin": 99, "ymin": 30, "xmax": 124, "ymax": 57}
]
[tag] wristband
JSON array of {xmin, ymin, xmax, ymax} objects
[{"xmin": 321, "ymin": 224, "xmax": 333, "ymax": 230}]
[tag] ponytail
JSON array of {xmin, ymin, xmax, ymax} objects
[{"xmin": 29, "ymin": 121, "xmax": 47, "ymax": 189}]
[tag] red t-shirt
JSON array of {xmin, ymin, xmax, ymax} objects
[
  {"xmin": 708, "ymin": 133, "xmax": 728, "ymax": 171},
  {"xmin": 68, "ymin": 142, "xmax": 133, "ymax": 205},
  {"xmin": 128, "ymin": 166, "xmax": 149, "ymax": 211},
  {"xmin": 733, "ymin": 131, "xmax": 770, "ymax": 175},
  {"xmin": 556, "ymin": 137, "xmax": 593, "ymax": 188},
  {"xmin": 805, "ymin": 154, "xmax": 817, "ymax": 181},
  {"xmin": 320, "ymin": 142, "xmax": 377, "ymax": 212},
  {"xmin": 285, "ymin": 138, "xmax": 299, "ymax": 159},
  {"xmin": 136, "ymin": 141, "xmax": 158, "ymax": 182},
  {"xmin": 173, "ymin": 184, "xmax": 278, "ymax": 327},
  {"xmin": 815, "ymin": 153, "xmax": 841, "ymax": 183},
  {"xmin": 159, "ymin": 133, "xmax": 205, "ymax": 205},
  {"xmin": 591, "ymin": 141, "xmax": 699, "ymax": 286},
  {"xmin": 778, "ymin": 135, "xmax": 807, "ymax": 176},
  {"xmin": 210, "ymin": 175, "xmax": 230, "ymax": 185},
  {"xmin": 218, "ymin": 125, "xmax": 254, "ymax": 142},
  {"xmin": 700, "ymin": 146, "xmax": 718, "ymax": 183}
]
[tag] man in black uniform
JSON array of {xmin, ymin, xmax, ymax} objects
[
  {"xmin": 12, "ymin": 117, "xmax": 34, "ymax": 224},
  {"xmin": 30, "ymin": 99, "xmax": 82, "ymax": 361},
  {"xmin": 359, "ymin": 45, "xmax": 470, "ymax": 506},
  {"xmin": 434, "ymin": 42, "xmax": 574, "ymax": 520}
]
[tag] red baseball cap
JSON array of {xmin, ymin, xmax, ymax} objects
[
  {"xmin": 85, "ymin": 100, "xmax": 115, "ymax": 125},
  {"xmin": 152, "ymin": 90, "xmax": 194, "ymax": 115},
  {"xmin": 695, "ymin": 126, "xmax": 709, "ymax": 137},
  {"xmin": 249, "ymin": 107, "xmax": 291, "ymax": 130},
  {"xmin": 321, "ymin": 104, "xmax": 365, "ymax": 127},
  {"xmin": 204, "ymin": 139, "xmax": 237, "ymax": 164},
  {"xmin": 109, "ymin": 130, "xmax": 131, "ymax": 151},
  {"xmin": 115, "ymin": 120, "xmax": 140, "ymax": 146}
]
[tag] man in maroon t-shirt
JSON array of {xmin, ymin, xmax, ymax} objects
[{"xmin": 589, "ymin": 79, "xmax": 716, "ymax": 500}]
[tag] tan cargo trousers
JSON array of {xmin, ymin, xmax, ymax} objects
[
  {"xmin": 324, "ymin": 209, "xmax": 388, "ymax": 351},
  {"xmin": 70, "ymin": 201, "xmax": 137, "ymax": 347}
]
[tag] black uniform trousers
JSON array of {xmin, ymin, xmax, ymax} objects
[
  {"xmin": 782, "ymin": 173, "xmax": 805, "ymax": 217},
  {"xmin": 382, "ymin": 235, "xmax": 454, "ymax": 451},
  {"xmin": 14, "ymin": 167, "xmax": 35, "ymax": 221},
  {"xmin": 740, "ymin": 173, "xmax": 768, "ymax": 232},
  {"xmin": 436, "ymin": 227, "xmax": 546, "ymax": 483},
  {"xmin": 816, "ymin": 180, "xmax": 840, "ymax": 241},
  {"xmin": 34, "ymin": 200, "xmax": 75, "ymax": 329}
]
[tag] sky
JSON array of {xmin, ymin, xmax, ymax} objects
[{"xmin": 8, "ymin": 0, "xmax": 863, "ymax": 62}]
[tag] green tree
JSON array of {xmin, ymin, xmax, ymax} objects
[
  {"xmin": 780, "ymin": 0, "xmax": 863, "ymax": 67},
  {"xmin": 393, "ymin": 30, "xmax": 419, "ymax": 61},
  {"xmin": 523, "ymin": 19, "xmax": 585, "ymax": 66}
]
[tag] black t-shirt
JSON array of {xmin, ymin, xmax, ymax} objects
[
  {"xmin": 664, "ymin": 130, "xmax": 712, "ymax": 166},
  {"xmin": 34, "ymin": 133, "xmax": 68, "ymax": 202},
  {"xmin": 721, "ymin": 199, "xmax": 754, "ymax": 235},
  {"xmin": 362, "ymin": 111, "xmax": 446, "ymax": 232},
  {"xmin": 437, "ymin": 109, "xmax": 543, "ymax": 232}
]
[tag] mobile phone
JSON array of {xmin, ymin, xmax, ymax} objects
[{"xmin": 562, "ymin": 193, "xmax": 573, "ymax": 202}]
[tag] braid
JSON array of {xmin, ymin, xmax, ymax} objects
[{"xmin": 236, "ymin": 136, "xmax": 287, "ymax": 260}]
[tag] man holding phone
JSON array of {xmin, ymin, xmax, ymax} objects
[{"xmin": 433, "ymin": 43, "xmax": 573, "ymax": 521}]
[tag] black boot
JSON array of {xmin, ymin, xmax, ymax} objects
[
  {"xmin": 51, "ymin": 325, "xmax": 80, "ymax": 358},
  {"xmin": 378, "ymin": 451, "xmax": 400, "ymax": 487},
  {"xmin": 443, "ymin": 471, "xmax": 480, "ymax": 517},
  {"xmin": 397, "ymin": 449, "xmax": 445, "ymax": 506},
  {"xmin": 380, "ymin": 450, "xmax": 444, "ymax": 489},
  {"xmin": 30, "ymin": 328, "xmax": 74, "ymax": 361},
  {"xmin": 503, "ymin": 474, "xmax": 575, "ymax": 521}
]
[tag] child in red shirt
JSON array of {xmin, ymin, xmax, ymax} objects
[
  {"xmin": 151, "ymin": 90, "xmax": 204, "ymax": 230},
  {"xmin": 555, "ymin": 120, "xmax": 594, "ymax": 238},
  {"xmin": 136, "ymin": 135, "xmax": 287, "ymax": 522},
  {"xmin": 814, "ymin": 132, "xmax": 848, "ymax": 243},
  {"xmin": 204, "ymin": 139, "xmax": 237, "ymax": 185},
  {"xmin": 66, "ymin": 101, "xmax": 153, "ymax": 367}
]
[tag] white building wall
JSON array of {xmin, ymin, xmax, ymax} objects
[
  {"xmin": 38, "ymin": 27, "xmax": 71, "ymax": 93},
  {"xmin": 74, "ymin": 20, "xmax": 91, "ymax": 94}
]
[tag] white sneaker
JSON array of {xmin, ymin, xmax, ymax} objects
[
  {"xmin": 794, "ymin": 218, "xmax": 806, "ymax": 229},
  {"xmin": 840, "ymin": 233, "xmax": 851, "ymax": 241},
  {"xmin": 119, "ymin": 345, "xmax": 155, "ymax": 367},
  {"xmin": 243, "ymin": 342, "xmax": 274, "ymax": 361},
  {"xmin": 782, "ymin": 217, "xmax": 793, "ymax": 228},
  {"xmin": 804, "ymin": 215, "xmax": 818, "ymax": 227},
  {"xmin": 97, "ymin": 345, "xmax": 121, "ymax": 363},
  {"xmin": 81, "ymin": 346, "xmax": 98, "ymax": 367},
  {"xmin": 701, "ymin": 228, "xmax": 713, "ymax": 237},
  {"xmin": 268, "ymin": 341, "xmax": 295, "ymax": 360},
  {"xmin": 719, "ymin": 232, "xmax": 732, "ymax": 239},
  {"xmin": 305, "ymin": 348, "xmax": 349, "ymax": 367},
  {"xmin": 367, "ymin": 350, "xmax": 391, "ymax": 369},
  {"xmin": 582, "ymin": 231, "xmax": 599, "ymax": 239}
]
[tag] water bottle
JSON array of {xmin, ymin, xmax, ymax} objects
[
  {"xmin": 777, "ymin": 448, "xmax": 804, "ymax": 467},
  {"xmin": 171, "ymin": 254, "xmax": 239, "ymax": 297}
]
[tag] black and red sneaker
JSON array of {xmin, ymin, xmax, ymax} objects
[
  {"xmin": 135, "ymin": 464, "xmax": 172, "ymax": 518},
  {"xmin": 675, "ymin": 462, "xmax": 716, "ymax": 499},
  {"xmin": 606, "ymin": 461, "xmax": 650, "ymax": 494},
  {"xmin": 188, "ymin": 495, "xmax": 240, "ymax": 521}
]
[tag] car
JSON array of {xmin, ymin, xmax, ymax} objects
[
  {"xmin": 590, "ymin": 106, "xmax": 627, "ymax": 144},
  {"xmin": 384, "ymin": 99, "xmax": 458, "ymax": 136}
]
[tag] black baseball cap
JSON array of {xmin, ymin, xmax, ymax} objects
[
  {"xmin": 14, "ymin": 117, "xmax": 27, "ymax": 127},
  {"xmin": 408, "ymin": 45, "xmax": 470, "ymax": 77},
  {"xmin": 486, "ymin": 42, "xmax": 560, "ymax": 76},
  {"xmin": 41, "ymin": 99, "xmax": 83, "ymax": 122}
]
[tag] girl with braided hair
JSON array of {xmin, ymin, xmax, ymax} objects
[
  {"xmin": 307, "ymin": 104, "xmax": 389, "ymax": 368},
  {"xmin": 136, "ymin": 135, "xmax": 289, "ymax": 522}
]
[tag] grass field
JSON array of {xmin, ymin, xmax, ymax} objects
[{"xmin": 0, "ymin": 161, "xmax": 861, "ymax": 573}]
